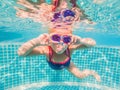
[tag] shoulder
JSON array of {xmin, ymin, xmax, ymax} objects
[{"xmin": 43, "ymin": 46, "xmax": 50, "ymax": 56}]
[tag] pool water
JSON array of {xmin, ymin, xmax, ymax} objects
[
  {"xmin": 0, "ymin": 0, "xmax": 120, "ymax": 90},
  {"xmin": 9, "ymin": 82, "xmax": 116, "ymax": 90},
  {"xmin": 0, "ymin": 44, "xmax": 119, "ymax": 90},
  {"xmin": 0, "ymin": 0, "xmax": 120, "ymax": 46},
  {"xmin": 27, "ymin": 85, "xmax": 101, "ymax": 90}
]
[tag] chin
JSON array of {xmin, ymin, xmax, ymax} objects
[{"xmin": 56, "ymin": 50, "xmax": 64, "ymax": 54}]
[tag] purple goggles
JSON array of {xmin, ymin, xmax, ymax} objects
[{"xmin": 51, "ymin": 34, "xmax": 71, "ymax": 44}]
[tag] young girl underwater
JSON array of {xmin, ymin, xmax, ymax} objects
[{"xmin": 16, "ymin": 0, "xmax": 101, "ymax": 81}]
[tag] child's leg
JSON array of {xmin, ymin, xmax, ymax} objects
[{"xmin": 66, "ymin": 62, "xmax": 101, "ymax": 81}]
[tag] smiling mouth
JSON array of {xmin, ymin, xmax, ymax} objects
[
  {"xmin": 57, "ymin": 48, "xmax": 62, "ymax": 51},
  {"xmin": 56, "ymin": 50, "xmax": 63, "ymax": 54}
]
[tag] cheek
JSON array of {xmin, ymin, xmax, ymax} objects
[
  {"xmin": 52, "ymin": 43, "xmax": 58, "ymax": 48},
  {"xmin": 51, "ymin": 44, "xmax": 58, "ymax": 50}
]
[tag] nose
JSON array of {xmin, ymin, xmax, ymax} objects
[
  {"xmin": 56, "ymin": 44, "xmax": 64, "ymax": 49},
  {"xmin": 59, "ymin": 40, "xmax": 64, "ymax": 45}
]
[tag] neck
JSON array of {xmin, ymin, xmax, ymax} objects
[
  {"xmin": 53, "ymin": 49, "xmax": 65, "ymax": 55},
  {"xmin": 50, "ymin": 46, "xmax": 66, "ymax": 55}
]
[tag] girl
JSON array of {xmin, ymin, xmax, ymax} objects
[
  {"xmin": 17, "ymin": 0, "xmax": 101, "ymax": 81},
  {"xmin": 18, "ymin": 29, "xmax": 100, "ymax": 81}
]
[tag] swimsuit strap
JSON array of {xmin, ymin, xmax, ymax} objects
[{"xmin": 48, "ymin": 46, "xmax": 53, "ymax": 61}]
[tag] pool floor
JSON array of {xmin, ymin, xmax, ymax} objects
[
  {"xmin": 8, "ymin": 82, "xmax": 117, "ymax": 90},
  {"xmin": 26, "ymin": 85, "xmax": 100, "ymax": 90}
]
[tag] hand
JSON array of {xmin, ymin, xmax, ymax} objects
[
  {"xmin": 84, "ymin": 70, "xmax": 101, "ymax": 82},
  {"xmin": 80, "ymin": 38, "xmax": 96, "ymax": 47},
  {"xmin": 91, "ymin": 70, "xmax": 101, "ymax": 82},
  {"xmin": 38, "ymin": 33, "xmax": 50, "ymax": 45},
  {"xmin": 18, "ymin": 46, "xmax": 27, "ymax": 56},
  {"xmin": 70, "ymin": 35, "xmax": 81, "ymax": 45},
  {"xmin": 17, "ymin": 42, "xmax": 34, "ymax": 56}
]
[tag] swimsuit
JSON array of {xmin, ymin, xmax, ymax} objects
[{"xmin": 47, "ymin": 46, "xmax": 71, "ymax": 70}]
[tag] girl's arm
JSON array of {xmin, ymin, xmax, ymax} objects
[
  {"xmin": 18, "ymin": 34, "xmax": 49, "ymax": 56},
  {"xmin": 70, "ymin": 35, "xmax": 96, "ymax": 50},
  {"xmin": 80, "ymin": 38, "xmax": 96, "ymax": 47},
  {"xmin": 25, "ymin": 46, "xmax": 48, "ymax": 56}
]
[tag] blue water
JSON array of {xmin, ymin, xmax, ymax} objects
[
  {"xmin": 26, "ymin": 85, "xmax": 101, "ymax": 90},
  {"xmin": 0, "ymin": 0, "xmax": 120, "ymax": 46},
  {"xmin": 0, "ymin": 0, "xmax": 120, "ymax": 90},
  {"xmin": 0, "ymin": 44, "xmax": 119, "ymax": 90}
]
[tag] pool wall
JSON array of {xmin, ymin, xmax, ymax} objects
[{"xmin": 0, "ymin": 44, "xmax": 120, "ymax": 90}]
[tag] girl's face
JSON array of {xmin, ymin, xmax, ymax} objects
[
  {"xmin": 49, "ymin": 30, "xmax": 72, "ymax": 54},
  {"xmin": 50, "ymin": 42, "xmax": 68, "ymax": 54}
]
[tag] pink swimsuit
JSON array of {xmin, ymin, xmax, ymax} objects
[{"xmin": 47, "ymin": 46, "xmax": 71, "ymax": 70}]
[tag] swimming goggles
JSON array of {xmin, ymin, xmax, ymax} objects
[
  {"xmin": 50, "ymin": 34, "xmax": 71, "ymax": 44},
  {"xmin": 51, "ymin": 10, "xmax": 75, "ymax": 22}
]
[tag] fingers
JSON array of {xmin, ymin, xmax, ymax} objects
[
  {"xmin": 94, "ymin": 73, "xmax": 101, "ymax": 82},
  {"xmin": 71, "ymin": 7, "xmax": 81, "ymax": 21},
  {"xmin": 18, "ymin": 48, "xmax": 26, "ymax": 56},
  {"xmin": 80, "ymin": 38, "xmax": 96, "ymax": 46},
  {"xmin": 38, "ymin": 34, "xmax": 50, "ymax": 45},
  {"xmin": 87, "ymin": 38, "xmax": 96, "ymax": 45},
  {"xmin": 70, "ymin": 35, "xmax": 81, "ymax": 45},
  {"xmin": 90, "ymin": 70, "xmax": 101, "ymax": 82},
  {"xmin": 72, "ymin": 35, "xmax": 77, "ymax": 44},
  {"xmin": 39, "ymin": 33, "xmax": 49, "ymax": 39},
  {"xmin": 96, "ymin": 75, "xmax": 101, "ymax": 82},
  {"xmin": 17, "ymin": 43, "xmax": 32, "ymax": 56},
  {"xmin": 70, "ymin": 35, "xmax": 75, "ymax": 44}
]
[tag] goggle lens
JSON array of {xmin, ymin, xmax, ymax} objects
[
  {"xmin": 63, "ymin": 36, "xmax": 71, "ymax": 43},
  {"xmin": 51, "ymin": 34, "xmax": 61, "ymax": 42},
  {"xmin": 51, "ymin": 34, "xmax": 71, "ymax": 44}
]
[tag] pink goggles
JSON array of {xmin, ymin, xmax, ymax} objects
[{"xmin": 51, "ymin": 34, "xmax": 71, "ymax": 44}]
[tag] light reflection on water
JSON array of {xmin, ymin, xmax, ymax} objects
[
  {"xmin": 0, "ymin": 0, "xmax": 119, "ymax": 32},
  {"xmin": 0, "ymin": 0, "xmax": 120, "ymax": 45},
  {"xmin": 0, "ymin": 1, "xmax": 119, "ymax": 90}
]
